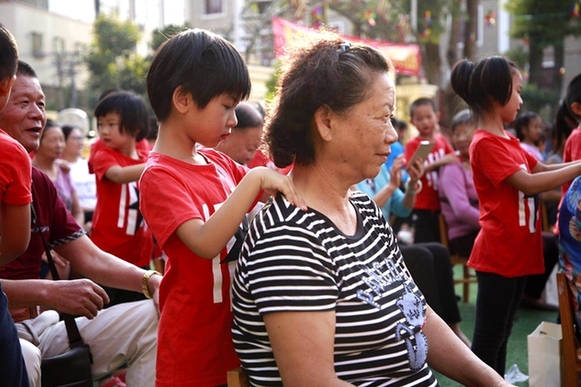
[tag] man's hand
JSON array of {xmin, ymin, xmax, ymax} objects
[
  {"xmin": 46, "ymin": 279, "xmax": 110, "ymax": 319},
  {"xmin": 147, "ymin": 273, "xmax": 162, "ymax": 314}
]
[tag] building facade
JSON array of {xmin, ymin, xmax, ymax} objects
[{"xmin": 0, "ymin": 0, "xmax": 94, "ymax": 110}]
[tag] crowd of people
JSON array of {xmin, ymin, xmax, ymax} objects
[{"xmin": 2, "ymin": 18, "xmax": 581, "ymax": 387}]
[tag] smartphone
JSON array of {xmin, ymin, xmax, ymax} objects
[{"xmin": 407, "ymin": 140, "xmax": 434, "ymax": 166}]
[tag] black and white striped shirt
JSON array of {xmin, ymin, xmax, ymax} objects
[{"xmin": 232, "ymin": 191, "xmax": 437, "ymax": 386}]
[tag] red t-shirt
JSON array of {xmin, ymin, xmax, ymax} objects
[
  {"xmin": 89, "ymin": 146, "xmax": 152, "ymax": 268},
  {"xmin": 404, "ymin": 134, "xmax": 454, "ymax": 211},
  {"xmin": 0, "ymin": 167, "xmax": 83, "ymax": 281},
  {"xmin": 469, "ymin": 129, "xmax": 543, "ymax": 277},
  {"xmin": 88, "ymin": 138, "xmax": 149, "ymax": 173},
  {"xmin": 0, "ymin": 129, "xmax": 32, "ymax": 205},
  {"xmin": 140, "ymin": 148, "xmax": 251, "ymax": 387},
  {"xmin": 562, "ymin": 127, "xmax": 581, "ymax": 195}
]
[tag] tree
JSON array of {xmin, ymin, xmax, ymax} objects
[
  {"xmin": 463, "ymin": 0, "xmax": 478, "ymax": 60},
  {"xmin": 241, "ymin": 0, "xmax": 290, "ymax": 63},
  {"xmin": 85, "ymin": 13, "xmax": 147, "ymax": 99},
  {"xmin": 151, "ymin": 23, "xmax": 192, "ymax": 53},
  {"xmin": 326, "ymin": 0, "xmax": 452, "ymax": 87},
  {"xmin": 505, "ymin": 0, "xmax": 581, "ymax": 92}
]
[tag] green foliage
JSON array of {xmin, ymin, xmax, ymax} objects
[
  {"xmin": 503, "ymin": 46, "xmax": 528, "ymax": 69},
  {"xmin": 93, "ymin": 13, "xmax": 141, "ymax": 57},
  {"xmin": 265, "ymin": 60, "xmax": 281, "ymax": 103},
  {"xmin": 505, "ymin": 0, "xmax": 581, "ymax": 45},
  {"xmin": 325, "ymin": 0, "xmax": 453, "ymax": 86},
  {"xmin": 328, "ymin": 0, "xmax": 452, "ymax": 44},
  {"xmin": 520, "ymin": 83, "xmax": 560, "ymax": 120},
  {"xmin": 150, "ymin": 23, "xmax": 192, "ymax": 53},
  {"xmin": 118, "ymin": 55, "xmax": 150, "ymax": 96},
  {"xmin": 84, "ymin": 13, "xmax": 147, "ymax": 98},
  {"xmin": 504, "ymin": 1, "xmax": 581, "ymax": 88}
]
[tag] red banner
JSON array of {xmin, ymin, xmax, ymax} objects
[{"xmin": 271, "ymin": 17, "xmax": 422, "ymax": 77}]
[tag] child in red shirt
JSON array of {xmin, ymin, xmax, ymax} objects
[
  {"xmin": 451, "ymin": 56, "xmax": 581, "ymax": 376},
  {"xmin": 89, "ymin": 91, "xmax": 153, "ymax": 306},
  {"xmin": 404, "ymin": 97, "xmax": 457, "ymax": 243},
  {"xmin": 0, "ymin": 55, "xmax": 31, "ymax": 262},
  {"xmin": 140, "ymin": 29, "xmax": 305, "ymax": 387},
  {"xmin": 0, "ymin": 24, "xmax": 32, "ymax": 387}
]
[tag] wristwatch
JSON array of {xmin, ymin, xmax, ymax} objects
[{"xmin": 142, "ymin": 270, "xmax": 161, "ymax": 299}]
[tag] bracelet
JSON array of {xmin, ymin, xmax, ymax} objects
[
  {"xmin": 142, "ymin": 270, "xmax": 161, "ymax": 299},
  {"xmin": 405, "ymin": 179, "xmax": 423, "ymax": 195}
]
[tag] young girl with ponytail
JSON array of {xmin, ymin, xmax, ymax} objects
[{"xmin": 450, "ymin": 56, "xmax": 581, "ymax": 375}]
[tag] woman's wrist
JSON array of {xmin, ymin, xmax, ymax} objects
[
  {"xmin": 405, "ymin": 179, "xmax": 422, "ymax": 194},
  {"xmin": 384, "ymin": 183, "xmax": 398, "ymax": 194}
]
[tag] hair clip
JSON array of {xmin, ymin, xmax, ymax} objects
[
  {"xmin": 339, "ymin": 42, "xmax": 351, "ymax": 53},
  {"xmin": 336, "ymin": 42, "xmax": 351, "ymax": 61}
]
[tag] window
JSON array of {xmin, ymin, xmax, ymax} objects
[
  {"xmin": 205, "ymin": 0, "xmax": 223, "ymax": 14},
  {"xmin": 31, "ymin": 32, "xmax": 45, "ymax": 58},
  {"xmin": 54, "ymin": 37, "xmax": 65, "ymax": 55},
  {"xmin": 74, "ymin": 42, "xmax": 86, "ymax": 57}
]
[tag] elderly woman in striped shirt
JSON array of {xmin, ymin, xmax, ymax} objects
[{"xmin": 231, "ymin": 31, "xmax": 513, "ymax": 387}]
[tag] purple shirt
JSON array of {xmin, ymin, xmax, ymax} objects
[
  {"xmin": 520, "ymin": 142, "xmax": 544, "ymax": 161},
  {"xmin": 439, "ymin": 160, "xmax": 480, "ymax": 240},
  {"xmin": 53, "ymin": 164, "xmax": 76, "ymax": 213}
]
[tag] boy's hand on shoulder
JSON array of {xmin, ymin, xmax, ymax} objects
[{"xmin": 251, "ymin": 167, "xmax": 307, "ymax": 211}]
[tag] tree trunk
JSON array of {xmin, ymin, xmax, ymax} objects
[
  {"xmin": 424, "ymin": 42, "xmax": 442, "ymax": 87},
  {"xmin": 553, "ymin": 40, "xmax": 565, "ymax": 95},
  {"xmin": 528, "ymin": 37, "xmax": 544, "ymax": 87},
  {"xmin": 447, "ymin": 0, "xmax": 461, "ymax": 69},
  {"xmin": 463, "ymin": 0, "xmax": 478, "ymax": 61}
]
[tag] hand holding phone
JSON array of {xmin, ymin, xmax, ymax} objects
[{"xmin": 407, "ymin": 140, "xmax": 434, "ymax": 167}]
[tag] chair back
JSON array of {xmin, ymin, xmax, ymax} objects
[
  {"xmin": 557, "ymin": 272, "xmax": 581, "ymax": 386},
  {"xmin": 227, "ymin": 368, "xmax": 249, "ymax": 387},
  {"xmin": 438, "ymin": 214, "xmax": 451, "ymax": 250},
  {"xmin": 437, "ymin": 213, "xmax": 476, "ymax": 303}
]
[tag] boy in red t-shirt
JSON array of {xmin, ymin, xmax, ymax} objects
[
  {"xmin": 0, "ymin": 24, "xmax": 32, "ymax": 386},
  {"xmin": 88, "ymin": 91, "xmax": 153, "ymax": 306},
  {"xmin": 140, "ymin": 29, "xmax": 305, "ymax": 387},
  {"xmin": 404, "ymin": 97, "xmax": 458, "ymax": 243}
]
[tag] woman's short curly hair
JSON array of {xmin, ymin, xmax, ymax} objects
[{"xmin": 265, "ymin": 31, "xmax": 395, "ymax": 168}]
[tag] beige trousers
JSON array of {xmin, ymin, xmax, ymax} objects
[{"xmin": 18, "ymin": 299, "xmax": 158, "ymax": 387}]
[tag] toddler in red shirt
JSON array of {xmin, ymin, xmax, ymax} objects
[
  {"xmin": 404, "ymin": 97, "xmax": 458, "ymax": 243},
  {"xmin": 88, "ymin": 91, "xmax": 153, "ymax": 306}
]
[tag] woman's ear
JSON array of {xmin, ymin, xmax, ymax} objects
[
  {"xmin": 313, "ymin": 105, "xmax": 333, "ymax": 142},
  {"xmin": 172, "ymin": 86, "xmax": 191, "ymax": 114}
]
